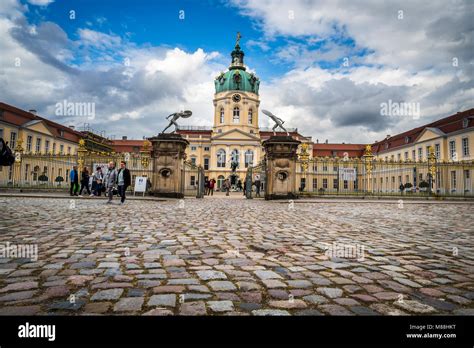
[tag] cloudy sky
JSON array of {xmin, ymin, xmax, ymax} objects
[{"xmin": 0, "ymin": 0, "xmax": 472, "ymax": 143}]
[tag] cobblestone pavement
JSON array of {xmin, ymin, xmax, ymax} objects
[{"xmin": 0, "ymin": 196, "xmax": 473, "ymax": 316}]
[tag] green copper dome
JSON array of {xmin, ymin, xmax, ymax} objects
[{"xmin": 214, "ymin": 39, "xmax": 260, "ymax": 95}]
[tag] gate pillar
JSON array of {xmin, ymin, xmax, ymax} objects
[
  {"xmin": 262, "ymin": 135, "xmax": 301, "ymax": 200},
  {"xmin": 148, "ymin": 133, "xmax": 189, "ymax": 198}
]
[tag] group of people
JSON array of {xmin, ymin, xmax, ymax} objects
[
  {"xmin": 69, "ymin": 161, "xmax": 131, "ymax": 204},
  {"xmin": 204, "ymin": 178, "xmax": 216, "ymax": 196},
  {"xmin": 203, "ymin": 177, "xmax": 262, "ymax": 197}
]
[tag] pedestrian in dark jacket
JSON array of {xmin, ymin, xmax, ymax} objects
[
  {"xmin": 116, "ymin": 160, "xmax": 131, "ymax": 204},
  {"xmin": 79, "ymin": 166, "xmax": 91, "ymax": 196},
  {"xmin": 70, "ymin": 165, "xmax": 79, "ymax": 196}
]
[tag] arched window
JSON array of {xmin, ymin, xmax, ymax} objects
[
  {"xmin": 248, "ymin": 109, "xmax": 253, "ymax": 124},
  {"xmin": 217, "ymin": 149, "xmax": 226, "ymax": 168},
  {"xmin": 231, "ymin": 149, "xmax": 239, "ymax": 164},
  {"xmin": 245, "ymin": 150, "xmax": 254, "ymax": 168},
  {"xmin": 233, "ymin": 107, "xmax": 240, "ymax": 123},
  {"xmin": 219, "ymin": 108, "xmax": 224, "ymax": 123}
]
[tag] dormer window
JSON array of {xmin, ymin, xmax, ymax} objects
[
  {"xmin": 385, "ymin": 143, "xmax": 389, "ymax": 150},
  {"xmin": 463, "ymin": 118, "xmax": 469, "ymax": 128},
  {"xmin": 405, "ymin": 136, "xmax": 411, "ymax": 144}
]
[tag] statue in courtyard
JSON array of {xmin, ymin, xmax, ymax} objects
[
  {"xmin": 161, "ymin": 110, "xmax": 192, "ymax": 133},
  {"xmin": 261, "ymin": 109, "xmax": 289, "ymax": 136}
]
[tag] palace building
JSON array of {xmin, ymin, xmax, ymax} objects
[{"xmin": 175, "ymin": 37, "xmax": 314, "ymax": 189}]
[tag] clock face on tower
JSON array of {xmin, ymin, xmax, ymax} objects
[{"xmin": 232, "ymin": 94, "xmax": 241, "ymax": 102}]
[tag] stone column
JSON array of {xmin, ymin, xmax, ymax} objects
[
  {"xmin": 149, "ymin": 133, "xmax": 189, "ymax": 198},
  {"xmin": 262, "ymin": 135, "xmax": 301, "ymax": 200}
]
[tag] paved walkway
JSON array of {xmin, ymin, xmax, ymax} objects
[{"xmin": 0, "ymin": 196, "xmax": 473, "ymax": 315}]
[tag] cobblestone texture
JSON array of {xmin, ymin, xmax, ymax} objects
[{"xmin": 0, "ymin": 197, "xmax": 473, "ymax": 316}]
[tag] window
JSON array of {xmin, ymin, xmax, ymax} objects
[
  {"xmin": 65, "ymin": 169, "xmax": 69, "ymax": 182},
  {"xmin": 418, "ymin": 148, "xmax": 422, "ymax": 160},
  {"xmin": 343, "ymin": 180, "xmax": 348, "ymax": 189},
  {"xmin": 24, "ymin": 164, "xmax": 29, "ymax": 180},
  {"xmin": 244, "ymin": 150, "xmax": 253, "ymax": 168},
  {"xmin": 45, "ymin": 140, "xmax": 50, "ymax": 154},
  {"xmin": 233, "ymin": 107, "xmax": 240, "ymax": 123},
  {"xmin": 191, "ymin": 146, "xmax": 197, "ymax": 151},
  {"xmin": 59, "ymin": 144, "xmax": 64, "ymax": 154},
  {"xmin": 67, "ymin": 146, "xmax": 71, "ymax": 155},
  {"xmin": 333, "ymin": 178, "xmax": 338, "ymax": 189},
  {"xmin": 190, "ymin": 175, "xmax": 196, "ymax": 186},
  {"xmin": 26, "ymin": 135, "xmax": 33, "ymax": 152},
  {"xmin": 463, "ymin": 118, "xmax": 469, "ymax": 128},
  {"xmin": 451, "ymin": 171, "xmax": 456, "ymax": 189},
  {"xmin": 10, "ymin": 132, "xmax": 17, "ymax": 149},
  {"xmin": 59, "ymin": 130, "xmax": 64, "ymax": 137},
  {"xmin": 412, "ymin": 150, "xmax": 416, "ymax": 160},
  {"xmin": 35, "ymin": 138, "xmax": 42, "ymax": 153},
  {"xmin": 248, "ymin": 109, "xmax": 253, "ymax": 124},
  {"xmin": 323, "ymin": 178, "xmax": 328, "ymax": 189},
  {"xmin": 217, "ymin": 149, "xmax": 226, "ymax": 168},
  {"xmin": 462, "ymin": 137, "xmax": 469, "ymax": 157},
  {"xmin": 323, "ymin": 165, "xmax": 328, "ymax": 172},
  {"xmin": 405, "ymin": 136, "xmax": 411, "ymax": 144},
  {"xmin": 426, "ymin": 146, "xmax": 430, "ymax": 158},
  {"xmin": 0, "ymin": 128, "xmax": 3, "ymax": 139},
  {"xmin": 231, "ymin": 149, "xmax": 239, "ymax": 164},
  {"xmin": 204, "ymin": 146, "xmax": 210, "ymax": 151},
  {"xmin": 435, "ymin": 143, "xmax": 440, "ymax": 159},
  {"xmin": 52, "ymin": 143, "xmax": 56, "ymax": 155},
  {"xmin": 191, "ymin": 157, "xmax": 196, "ymax": 165},
  {"xmin": 300, "ymin": 178, "xmax": 306, "ymax": 190},
  {"xmin": 204, "ymin": 157, "xmax": 209, "ymax": 170},
  {"xmin": 449, "ymin": 140, "xmax": 456, "ymax": 159},
  {"xmin": 333, "ymin": 165, "xmax": 338, "ymax": 172},
  {"xmin": 219, "ymin": 108, "xmax": 224, "ymax": 124},
  {"xmin": 312, "ymin": 178, "xmax": 317, "ymax": 191},
  {"xmin": 404, "ymin": 152, "xmax": 408, "ymax": 161},
  {"xmin": 397, "ymin": 153, "xmax": 401, "ymax": 161}
]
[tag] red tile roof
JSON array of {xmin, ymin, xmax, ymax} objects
[
  {"xmin": 312, "ymin": 143, "xmax": 366, "ymax": 158},
  {"xmin": 111, "ymin": 139, "xmax": 147, "ymax": 153},
  {"xmin": 372, "ymin": 108, "xmax": 474, "ymax": 154},
  {"xmin": 0, "ymin": 102, "xmax": 82, "ymax": 143}
]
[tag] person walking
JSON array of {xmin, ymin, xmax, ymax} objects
[
  {"xmin": 103, "ymin": 161, "xmax": 117, "ymax": 203},
  {"xmin": 79, "ymin": 166, "xmax": 91, "ymax": 196},
  {"xmin": 116, "ymin": 160, "xmax": 131, "ymax": 205},
  {"xmin": 204, "ymin": 178, "xmax": 210, "ymax": 195},
  {"xmin": 254, "ymin": 176, "xmax": 261, "ymax": 197},
  {"xmin": 70, "ymin": 165, "xmax": 79, "ymax": 196},
  {"xmin": 92, "ymin": 166, "xmax": 103, "ymax": 196},
  {"xmin": 224, "ymin": 178, "xmax": 231, "ymax": 196},
  {"xmin": 208, "ymin": 178, "xmax": 215, "ymax": 196}
]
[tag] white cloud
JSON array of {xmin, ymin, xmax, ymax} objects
[
  {"xmin": 231, "ymin": 0, "xmax": 474, "ymax": 143},
  {"xmin": 27, "ymin": 0, "xmax": 54, "ymax": 6}
]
